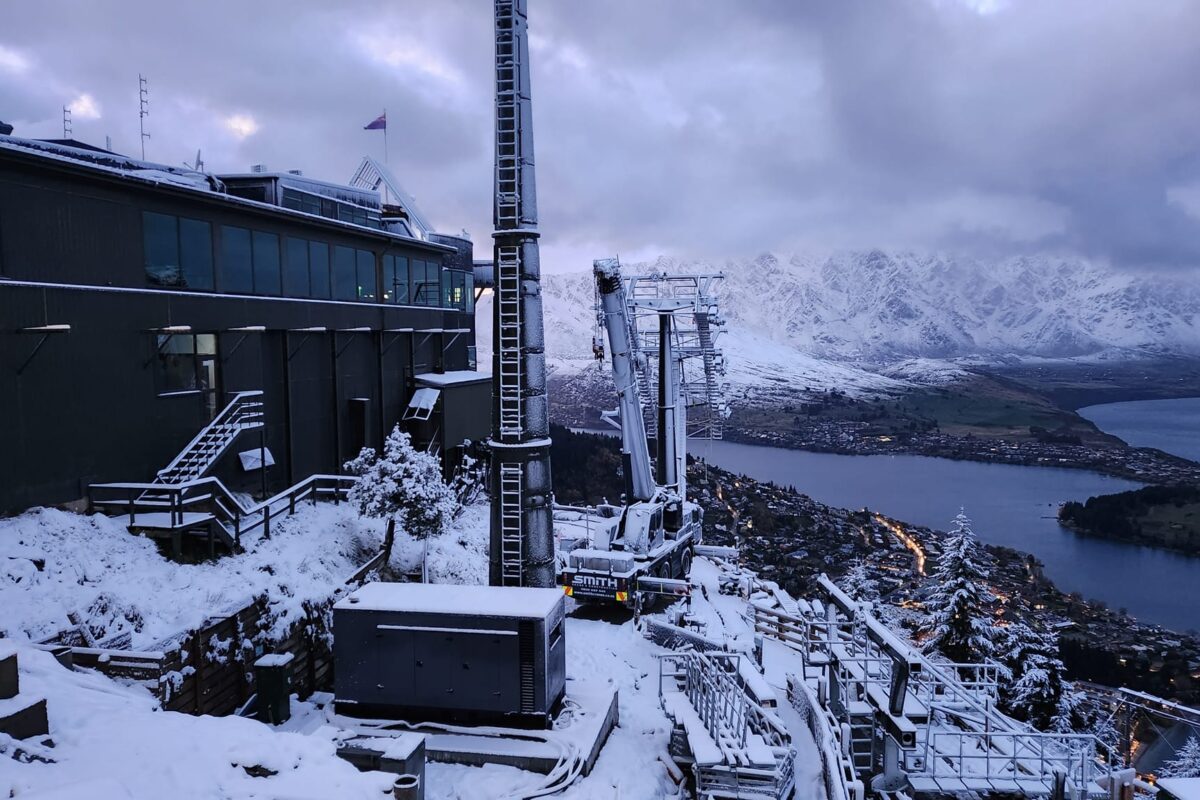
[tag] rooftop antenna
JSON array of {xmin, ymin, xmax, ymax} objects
[
  {"xmin": 105, "ymin": 135, "xmax": 112, "ymax": 152},
  {"xmin": 190, "ymin": 149, "xmax": 204, "ymax": 171},
  {"xmin": 62, "ymin": 106, "xmax": 72, "ymax": 139},
  {"xmin": 138, "ymin": 74, "xmax": 150, "ymax": 160}
]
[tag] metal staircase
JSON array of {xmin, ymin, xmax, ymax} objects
[
  {"xmin": 498, "ymin": 463, "xmax": 524, "ymax": 585},
  {"xmin": 154, "ymin": 391, "xmax": 264, "ymax": 486},
  {"xmin": 496, "ymin": 244, "xmax": 523, "ymax": 437}
]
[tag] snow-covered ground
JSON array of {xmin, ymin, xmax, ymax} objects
[
  {"xmin": 0, "ymin": 641, "xmax": 396, "ymax": 799},
  {"xmin": 1, "ymin": 501, "xmax": 822, "ymax": 799},
  {"xmin": 0, "ymin": 502, "xmax": 491, "ymax": 648}
]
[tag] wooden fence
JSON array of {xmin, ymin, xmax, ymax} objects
[{"xmin": 68, "ymin": 595, "xmax": 335, "ymax": 716}]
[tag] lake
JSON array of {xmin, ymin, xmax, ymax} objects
[
  {"xmin": 1079, "ymin": 397, "xmax": 1200, "ymax": 464},
  {"xmin": 681, "ymin": 437, "xmax": 1200, "ymax": 633}
]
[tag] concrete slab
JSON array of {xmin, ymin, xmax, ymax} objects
[{"xmin": 335, "ymin": 683, "xmax": 619, "ymax": 778}]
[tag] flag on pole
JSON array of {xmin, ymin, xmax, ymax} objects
[{"xmin": 364, "ymin": 113, "xmax": 387, "ymax": 131}]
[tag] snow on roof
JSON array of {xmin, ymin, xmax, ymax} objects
[
  {"xmin": 335, "ymin": 582, "xmax": 564, "ymax": 620},
  {"xmin": 415, "ymin": 370, "xmax": 489, "ymax": 387},
  {"xmin": 408, "ymin": 387, "xmax": 440, "ymax": 409},
  {"xmin": 1159, "ymin": 778, "xmax": 1200, "ymax": 800}
]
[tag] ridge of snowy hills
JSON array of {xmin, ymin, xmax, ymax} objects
[{"xmin": 478, "ymin": 251, "xmax": 1200, "ymax": 400}]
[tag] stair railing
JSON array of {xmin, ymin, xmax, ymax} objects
[
  {"xmin": 154, "ymin": 390, "xmax": 265, "ymax": 483},
  {"xmin": 89, "ymin": 473, "xmax": 354, "ymax": 551}
]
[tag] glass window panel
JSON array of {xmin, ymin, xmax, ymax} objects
[
  {"xmin": 309, "ymin": 241, "xmax": 330, "ymax": 299},
  {"xmin": 333, "ymin": 245, "xmax": 356, "ymax": 300},
  {"xmin": 157, "ymin": 334, "xmax": 194, "ymax": 354},
  {"xmin": 195, "ymin": 334, "xmax": 217, "ymax": 355},
  {"xmin": 356, "ymin": 249, "xmax": 376, "ymax": 301},
  {"xmin": 285, "ymin": 237, "xmax": 310, "ymax": 297},
  {"xmin": 220, "ymin": 226, "xmax": 253, "ymax": 293},
  {"xmin": 252, "ymin": 230, "xmax": 281, "ymax": 296},
  {"xmin": 143, "ymin": 211, "xmax": 181, "ymax": 287},
  {"xmin": 178, "ymin": 218, "xmax": 213, "ymax": 290},
  {"xmin": 411, "ymin": 260, "xmax": 428, "ymax": 305},
  {"xmin": 382, "ymin": 255, "xmax": 394, "ymax": 303},
  {"xmin": 463, "ymin": 271, "xmax": 474, "ymax": 313},
  {"xmin": 282, "ymin": 189, "xmax": 303, "ymax": 211},
  {"xmin": 159, "ymin": 353, "xmax": 198, "ymax": 392},
  {"xmin": 394, "ymin": 256, "xmax": 409, "ymax": 304},
  {"xmin": 442, "ymin": 268, "xmax": 453, "ymax": 308}
]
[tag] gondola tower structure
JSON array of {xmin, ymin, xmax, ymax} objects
[{"xmin": 489, "ymin": 0, "xmax": 554, "ymax": 588}]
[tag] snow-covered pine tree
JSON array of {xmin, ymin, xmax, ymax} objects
[
  {"xmin": 837, "ymin": 558, "xmax": 880, "ymax": 608},
  {"xmin": 1162, "ymin": 735, "xmax": 1200, "ymax": 779},
  {"xmin": 344, "ymin": 425, "xmax": 458, "ymax": 539},
  {"xmin": 922, "ymin": 510, "xmax": 995, "ymax": 664},
  {"xmin": 1000, "ymin": 624, "xmax": 1086, "ymax": 731}
]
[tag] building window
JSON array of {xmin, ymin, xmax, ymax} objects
[
  {"xmin": 442, "ymin": 269, "xmax": 472, "ymax": 312},
  {"xmin": 333, "ymin": 245, "xmax": 356, "ymax": 301},
  {"xmin": 383, "ymin": 255, "xmax": 409, "ymax": 304},
  {"xmin": 310, "ymin": 241, "xmax": 330, "ymax": 299},
  {"xmin": 411, "ymin": 259, "xmax": 441, "ymax": 306},
  {"xmin": 144, "ymin": 212, "xmax": 214, "ymax": 290},
  {"xmin": 356, "ymin": 249, "xmax": 377, "ymax": 301},
  {"xmin": 285, "ymin": 236, "xmax": 310, "ymax": 297},
  {"xmin": 252, "ymin": 230, "xmax": 281, "ymax": 296},
  {"xmin": 221, "ymin": 225, "xmax": 254, "ymax": 293},
  {"xmin": 156, "ymin": 332, "xmax": 218, "ymax": 397}
]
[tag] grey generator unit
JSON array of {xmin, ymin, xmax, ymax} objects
[{"xmin": 333, "ymin": 583, "xmax": 566, "ymax": 728}]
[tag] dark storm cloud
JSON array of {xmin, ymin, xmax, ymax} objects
[{"xmin": 2, "ymin": 0, "xmax": 1198, "ymax": 270}]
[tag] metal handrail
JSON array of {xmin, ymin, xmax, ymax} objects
[
  {"xmin": 89, "ymin": 473, "xmax": 354, "ymax": 548},
  {"xmin": 155, "ymin": 390, "xmax": 265, "ymax": 480}
]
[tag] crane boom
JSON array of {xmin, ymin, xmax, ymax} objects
[{"xmin": 595, "ymin": 258, "xmax": 655, "ymax": 502}]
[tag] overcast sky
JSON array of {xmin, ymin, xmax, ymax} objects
[{"xmin": 2, "ymin": 1, "xmax": 1199, "ymax": 272}]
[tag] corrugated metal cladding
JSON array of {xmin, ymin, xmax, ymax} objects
[{"xmin": 0, "ymin": 145, "xmax": 486, "ymax": 513}]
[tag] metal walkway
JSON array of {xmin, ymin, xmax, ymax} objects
[
  {"xmin": 749, "ymin": 575, "xmax": 1123, "ymax": 799},
  {"xmin": 659, "ymin": 651, "xmax": 796, "ymax": 799}
]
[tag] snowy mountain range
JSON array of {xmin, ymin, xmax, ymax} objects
[{"xmin": 478, "ymin": 251, "xmax": 1200, "ymax": 401}]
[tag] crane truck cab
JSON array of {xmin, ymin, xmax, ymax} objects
[{"xmin": 560, "ymin": 498, "xmax": 702, "ymax": 609}]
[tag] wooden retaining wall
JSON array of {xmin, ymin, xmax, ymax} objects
[
  {"xmin": 70, "ymin": 595, "xmax": 336, "ymax": 717},
  {"xmin": 54, "ymin": 519, "xmax": 397, "ymax": 718}
]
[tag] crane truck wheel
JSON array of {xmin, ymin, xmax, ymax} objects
[{"xmin": 679, "ymin": 549, "xmax": 693, "ymax": 580}]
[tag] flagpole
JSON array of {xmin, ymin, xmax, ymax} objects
[{"xmin": 383, "ymin": 108, "xmax": 388, "ymax": 165}]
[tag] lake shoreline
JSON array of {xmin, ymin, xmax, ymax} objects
[{"xmin": 722, "ymin": 423, "xmax": 1200, "ymax": 485}]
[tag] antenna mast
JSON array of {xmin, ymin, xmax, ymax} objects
[
  {"xmin": 488, "ymin": 0, "xmax": 554, "ymax": 588},
  {"xmin": 138, "ymin": 74, "xmax": 150, "ymax": 159},
  {"xmin": 62, "ymin": 106, "xmax": 72, "ymax": 139}
]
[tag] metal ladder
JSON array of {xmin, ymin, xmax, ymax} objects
[
  {"xmin": 494, "ymin": 4, "xmax": 521, "ymax": 229},
  {"xmin": 499, "ymin": 464, "xmax": 524, "ymax": 585},
  {"xmin": 496, "ymin": 244, "xmax": 523, "ymax": 437},
  {"xmin": 848, "ymin": 708, "xmax": 877, "ymax": 775}
]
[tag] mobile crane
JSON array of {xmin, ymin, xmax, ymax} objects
[{"xmin": 560, "ymin": 258, "xmax": 715, "ymax": 609}]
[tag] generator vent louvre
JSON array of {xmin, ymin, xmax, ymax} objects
[{"xmin": 518, "ymin": 620, "xmax": 536, "ymax": 712}]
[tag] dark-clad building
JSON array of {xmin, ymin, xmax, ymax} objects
[{"xmin": 0, "ymin": 135, "xmax": 488, "ymax": 513}]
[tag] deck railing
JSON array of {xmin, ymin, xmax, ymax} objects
[{"xmin": 89, "ymin": 473, "xmax": 355, "ymax": 550}]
